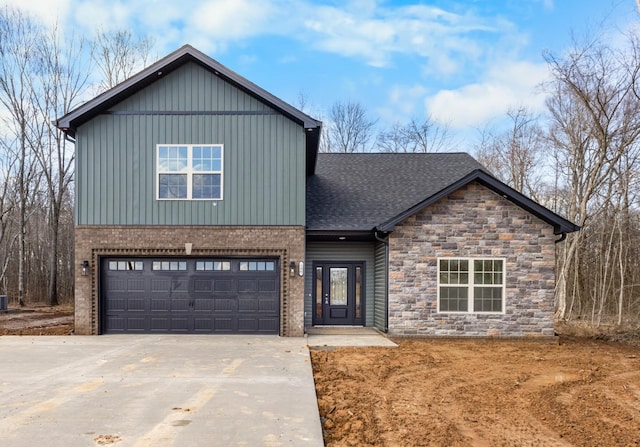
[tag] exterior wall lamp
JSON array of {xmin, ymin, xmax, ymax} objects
[
  {"xmin": 81, "ymin": 260, "xmax": 89, "ymax": 276},
  {"xmin": 289, "ymin": 261, "xmax": 296, "ymax": 277}
]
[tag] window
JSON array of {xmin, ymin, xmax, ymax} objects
[
  {"xmin": 109, "ymin": 261, "xmax": 143, "ymax": 271},
  {"xmin": 157, "ymin": 144, "xmax": 223, "ymax": 200},
  {"xmin": 438, "ymin": 258, "xmax": 505, "ymax": 313},
  {"xmin": 239, "ymin": 261, "xmax": 276, "ymax": 272},
  {"xmin": 195, "ymin": 261, "xmax": 231, "ymax": 271},
  {"xmin": 152, "ymin": 261, "xmax": 187, "ymax": 271}
]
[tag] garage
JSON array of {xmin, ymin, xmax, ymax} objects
[{"xmin": 101, "ymin": 257, "xmax": 280, "ymax": 334}]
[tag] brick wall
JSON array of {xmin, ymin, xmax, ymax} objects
[
  {"xmin": 75, "ymin": 226, "xmax": 306, "ymax": 336},
  {"xmin": 388, "ymin": 182, "xmax": 556, "ymax": 337}
]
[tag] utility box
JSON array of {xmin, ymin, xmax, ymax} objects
[{"xmin": 0, "ymin": 295, "xmax": 7, "ymax": 311}]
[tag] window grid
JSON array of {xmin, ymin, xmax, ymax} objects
[
  {"xmin": 109, "ymin": 261, "xmax": 144, "ymax": 271},
  {"xmin": 438, "ymin": 258, "xmax": 505, "ymax": 313},
  {"xmin": 157, "ymin": 144, "xmax": 223, "ymax": 200},
  {"xmin": 239, "ymin": 261, "xmax": 276, "ymax": 272},
  {"xmin": 195, "ymin": 261, "xmax": 231, "ymax": 271},
  {"xmin": 152, "ymin": 261, "xmax": 187, "ymax": 271}
]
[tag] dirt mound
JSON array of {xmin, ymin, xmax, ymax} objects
[
  {"xmin": 311, "ymin": 338, "xmax": 640, "ymax": 447},
  {"xmin": 0, "ymin": 306, "xmax": 73, "ymax": 335}
]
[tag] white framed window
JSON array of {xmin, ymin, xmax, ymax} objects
[
  {"xmin": 157, "ymin": 144, "xmax": 223, "ymax": 200},
  {"xmin": 437, "ymin": 258, "xmax": 505, "ymax": 313}
]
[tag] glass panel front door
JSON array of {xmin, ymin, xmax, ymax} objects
[
  {"xmin": 330, "ymin": 268, "xmax": 348, "ymax": 305},
  {"xmin": 313, "ymin": 262, "xmax": 365, "ymax": 325}
]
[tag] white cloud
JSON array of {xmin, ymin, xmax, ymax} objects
[
  {"xmin": 425, "ymin": 61, "xmax": 551, "ymax": 129},
  {"xmin": 1, "ymin": 0, "xmax": 71, "ymax": 26},
  {"xmin": 189, "ymin": 0, "xmax": 274, "ymax": 41},
  {"xmin": 302, "ymin": 2, "xmax": 512, "ymax": 69},
  {"xmin": 377, "ymin": 84, "xmax": 428, "ymax": 124}
]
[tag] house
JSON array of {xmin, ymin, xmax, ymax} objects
[{"xmin": 56, "ymin": 45, "xmax": 579, "ymax": 337}]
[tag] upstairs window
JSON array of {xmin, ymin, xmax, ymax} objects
[
  {"xmin": 157, "ymin": 144, "xmax": 223, "ymax": 200},
  {"xmin": 438, "ymin": 258, "xmax": 505, "ymax": 313}
]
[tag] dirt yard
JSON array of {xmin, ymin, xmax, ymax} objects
[
  {"xmin": 0, "ymin": 305, "xmax": 73, "ymax": 335},
  {"xmin": 311, "ymin": 334, "xmax": 640, "ymax": 447}
]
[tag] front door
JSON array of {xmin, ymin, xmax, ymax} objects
[{"xmin": 313, "ymin": 262, "xmax": 365, "ymax": 325}]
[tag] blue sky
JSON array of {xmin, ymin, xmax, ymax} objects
[{"xmin": 5, "ymin": 0, "xmax": 638, "ymax": 149}]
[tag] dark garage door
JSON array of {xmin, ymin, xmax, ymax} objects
[{"xmin": 101, "ymin": 258, "xmax": 280, "ymax": 334}]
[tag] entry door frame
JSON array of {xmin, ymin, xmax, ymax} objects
[{"xmin": 312, "ymin": 261, "xmax": 366, "ymax": 326}]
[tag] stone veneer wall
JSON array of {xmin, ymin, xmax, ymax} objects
[
  {"xmin": 75, "ymin": 226, "xmax": 305, "ymax": 336},
  {"xmin": 388, "ymin": 182, "xmax": 556, "ymax": 337}
]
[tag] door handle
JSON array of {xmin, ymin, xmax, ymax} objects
[{"xmin": 324, "ymin": 293, "xmax": 329, "ymax": 305}]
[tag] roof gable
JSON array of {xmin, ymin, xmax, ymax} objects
[
  {"xmin": 377, "ymin": 169, "xmax": 580, "ymax": 235},
  {"xmin": 56, "ymin": 44, "xmax": 322, "ymax": 174},
  {"xmin": 306, "ymin": 153, "xmax": 579, "ymax": 236}
]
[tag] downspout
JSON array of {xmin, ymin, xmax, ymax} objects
[
  {"xmin": 374, "ymin": 230, "xmax": 389, "ymax": 333},
  {"xmin": 554, "ymin": 233, "xmax": 567, "ymax": 244}
]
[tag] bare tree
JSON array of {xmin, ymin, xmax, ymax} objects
[
  {"xmin": 474, "ymin": 107, "xmax": 544, "ymax": 200},
  {"xmin": 30, "ymin": 26, "xmax": 90, "ymax": 306},
  {"xmin": 0, "ymin": 7, "xmax": 44, "ymax": 306},
  {"xmin": 377, "ymin": 116, "xmax": 452, "ymax": 153},
  {"xmin": 0, "ymin": 136, "xmax": 19, "ymax": 290},
  {"xmin": 92, "ymin": 29, "xmax": 154, "ymax": 91},
  {"xmin": 323, "ymin": 101, "xmax": 377, "ymax": 153},
  {"xmin": 545, "ymin": 34, "xmax": 640, "ymax": 320}
]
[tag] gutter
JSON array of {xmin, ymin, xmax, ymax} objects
[
  {"xmin": 554, "ymin": 232, "xmax": 567, "ymax": 244},
  {"xmin": 374, "ymin": 230, "xmax": 389, "ymax": 333}
]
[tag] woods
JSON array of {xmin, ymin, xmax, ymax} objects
[
  {"xmin": 1, "ymin": 5, "xmax": 639, "ymax": 327},
  {"xmin": 0, "ymin": 7, "xmax": 150, "ymax": 306}
]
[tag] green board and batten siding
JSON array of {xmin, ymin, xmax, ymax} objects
[
  {"xmin": 305, "ymin": 241, "xmax": 386, "ymax": 330},
  {"xmin": 374, "ymin": 240, "xmax": 388, "ymax": 331},
  {"xmin": 75, "ymin": 62, "xmax": 306, "ymax": 226}
]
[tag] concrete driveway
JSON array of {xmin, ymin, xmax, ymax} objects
[{"xmin": 0, "ymin": 336, "xmax": 324, "ymax": 447}]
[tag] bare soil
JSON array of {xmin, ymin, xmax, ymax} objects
[
  {"xmin": 311, "ymin": 332, "xmax": 640, "ymax": 447},
  {"xmin": 0, "ymin": 305, "xmax": 73, "ymax": 335}
]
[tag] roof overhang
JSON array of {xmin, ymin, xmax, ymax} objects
[
  {"xmin": 305, "ymin": 230, "xmax": 378, "ymax": 242},
  {"xmin": 377, "ymin": 169, "xmax": 580, "ymax": 235}
]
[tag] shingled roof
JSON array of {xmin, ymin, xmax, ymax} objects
[{"xmin": 306, "ymin": 153, "xmax": 579, "ymax": 236}]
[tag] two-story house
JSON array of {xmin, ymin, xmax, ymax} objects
[{"xmin": 56, "ymin": 45, "xmax": 579, "ymax": 337}]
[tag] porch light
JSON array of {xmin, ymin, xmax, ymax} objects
[
  {"xmin": 81, "ymin": 260, "xmax": 89, "ymax": 276},
  {"xmin": 289, "ymin": 261, "xmax": 296, "ymax": 277}
]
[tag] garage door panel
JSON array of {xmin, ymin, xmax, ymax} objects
[
  {"xmin": 214, "ymin": 280, "xmax": 233, "ymax": 292},
  {"xmin": 238, "ymin": 279, "xmax": 257, "ymax": 292},
  {"xmin": 194, "ymin": 280, "xmax": 212, "ymax": 292},
  {"xmin": 170, "ymin": 318, "xmax": 189, "ymax": 331},
  {"xmin": 107, "ymin": 298, "xmax": 126, "ymax": 312},
  {"xmin": 150, "ymin": 298, "xmax": 170, "ymax": 311},
  {"xmin": 108, "ymin": 279, "xmax": 127, "ymax": 292},
  {"xmin": 127, "ymin": 317, "xmax": 146, "ymax": 331},
  {"xmin": 214, "ymin": 298, "xmax": 237, "ymax": 312},
  {"xmin": 194, "ymin": 298, "xmax": 213, "ymax": 311},
  {"xmin": 171, "ymin": 298, "xmax": 190, "ymax": 311},
  {"xmin": 172, "ymin": 280, "xmax": 188, "ymax": 292},
  {"xmin": 102, "ymin": 258, "xmax": 279, "ymax": 334},
  {"xmin": 259, "ymin": 279, "xmax": 277, "ymax": 292},
  {"xmin": 214, "ymin": 318, "xmax": 235, "ymax": 332},
  {"xmin": 150, "ymin": 317, "xmax": 170, "ymax": 331},
  {"xmin": 151, "ymin": 279, "xmax": 171, "ymax": 292},
  {"xmin": 259, "ymin": 298, "xmax": 277, "ymax": 312},
  {"xmin": 127, "ymin": 279, "xmax": 145, "ymax": 291},
  {"xmin": 127, "ymin": 298, "xmax": 146, "ymax": 311},
  {"xmin": 238, "ymin": 298, "xmax": 258, "ymax": 312}
]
